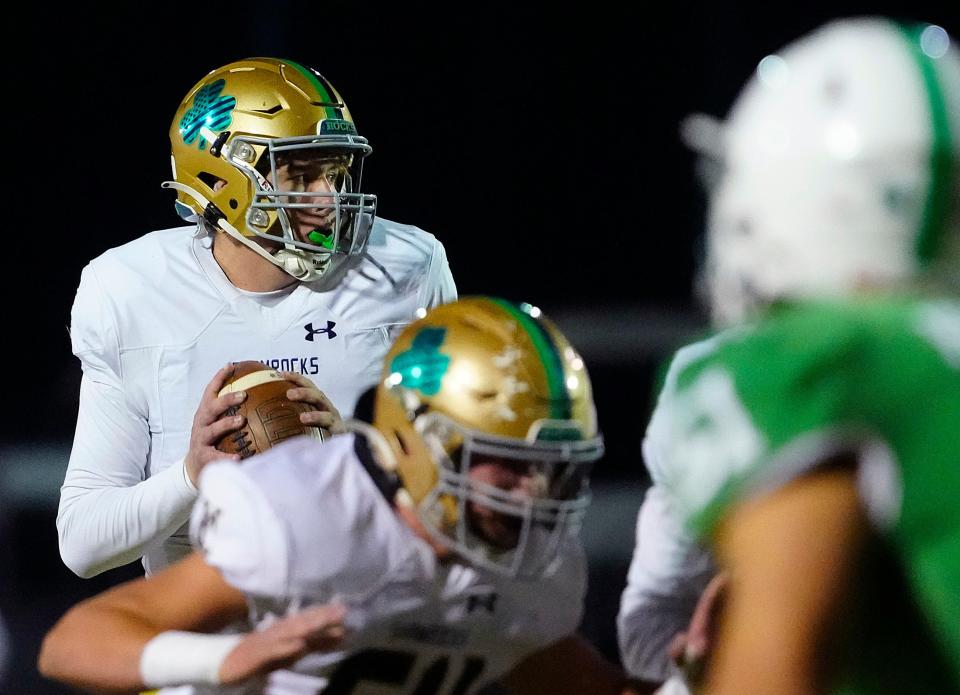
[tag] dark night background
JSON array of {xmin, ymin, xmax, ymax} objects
[{"xmin": 0, "ymin": 2, "xmax": 956, "ymax": 692}]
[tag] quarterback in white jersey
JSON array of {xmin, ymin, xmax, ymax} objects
[
  {"xmin": 40, "ymin": 298, "xmax": 643, "ymax": 694},
  {"xmin": 58, "ymin": 58, "xmax": 456, "ymax": 579}
]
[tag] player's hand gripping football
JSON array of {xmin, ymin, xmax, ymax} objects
[
  {"xmin": 280, "ymin": 371, "xmax": 346, "ymax": 435},
  {"xmin": 218, "ymin": 603, "xmax": 348, "ymax": 684},
  {"xmin": 185, "ymin": 364, "xmax": 248, "ymax": 486}
]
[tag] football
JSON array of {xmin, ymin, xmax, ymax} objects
[{"xmin": 215, "ymin": 361, "xmax": 323, "ymax": 459}]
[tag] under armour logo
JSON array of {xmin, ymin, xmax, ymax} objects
[
  {"xmin": 466, "ymin": 592, "xmax": 498, "ymax": 614},
  {"xmin": 305, "ymin": 321, "xmax": 337, "ymax": 341}
]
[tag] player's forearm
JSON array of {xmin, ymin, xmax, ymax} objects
[
  {"xmin": 57, "ymin": 458, "xmax": 197, "ymax": 577},
  {"xmin": 618, "ymin": 487, "xmax": 715, "ymax": 682},
  {"xmin": 617, "ymin": 594, "xmax": 699, "ymax": 683},
  {"xmin": 705, "ymin": 470, "xmax": 867, "ymax": 695},
  {"xmin": 38, "ymin": 601, "xmax": 158, "ymax": 693},
  {"xmin": 41, "ymin": 554, "xmax": 250, "ymax": 691}
]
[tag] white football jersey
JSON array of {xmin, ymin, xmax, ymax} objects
[
  {"xmin": 60, "ymin": 217, "xmax": 456, "ymax": 577},
  {"xmin": 185, "ymin": 434, "xmax": 586, "ymax": 694}
]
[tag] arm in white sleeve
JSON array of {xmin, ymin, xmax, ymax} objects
[
  {"xmin": 416, "ymin": 239, "xmax": 457, "ymax": 308},
  {"xmin": 58, "ymin": 264, "xmax": 197, "ymax": 578},
  {"xmin": 618, "ymin": 338, "xmax": 722, "ymax": 682},
  {"xmin": 616, "ymin": 484, "xmax": 715, "ymax": 683},
  {"xmin": 58, "ymin": 374, "xmax": 198, "ymax": 578}
]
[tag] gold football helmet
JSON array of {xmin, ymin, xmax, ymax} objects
[
  {"xmin": 370, "ymin": 297, "xmax": 604, "ymax": 578},
  {"xmin": 164, "ymin": 58, "xmax": 376, "ymax": 281}
]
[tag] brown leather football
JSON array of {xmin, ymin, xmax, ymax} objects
[{"xmin": 215, "ymin": 361, "xmax": 322, "ymax": 459}]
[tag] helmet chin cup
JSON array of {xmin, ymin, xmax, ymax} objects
[{"xmin": 275, "ymin": 248, "xmax": 331, "ymax": 282}]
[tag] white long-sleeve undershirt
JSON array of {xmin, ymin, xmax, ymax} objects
[{"xmin": 58, "ymin": 374, "xmax": 198, "ymax": 578}]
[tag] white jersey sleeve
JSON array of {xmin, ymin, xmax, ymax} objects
[
  {"xmin": 616, "ymin": 338, "xmax": 720, "ymax": 682},
  {"xmin": 58, "ymin": 263, "xmax": 197, "ymax": 578},
  {"xmin": 190, "ymin": 458, "xmax": 290, "ymax": 599},
  {"xmin": 192, "ymin": 435, "xmax": 418, "ymax": 601},
  {"xmin": 616, "ymin": 485, "xmax": 714, "ymax": 681},
  {"xmin": 416, "ymin": 239, "xmax": 457, "ymax": 310}
]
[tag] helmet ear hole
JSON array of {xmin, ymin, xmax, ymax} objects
[
  {"xmin": 229, "ymin": 199, "xmax": 238, "ymax": 209},
  {"xmin": 197, "ymin": 172, "xmax": 227, "ymax": 192}
]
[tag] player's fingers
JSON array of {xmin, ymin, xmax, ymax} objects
[
  {"xmin": 196, "ymin": 387, "xmax": 246, "ymax": 427},
  {"xmin": 267, "ymin": 604, "xmax": 346, "ymax": 650},
  {"xmin": 202, "ymin": 414, "xmax": 246, "ymax": 445},
  {"xmin": 268, "ymin": 635, "xmax": 309, "ymax": 660},
  {"xmin": 279, "ymin": 603, "xmax": 347, "ymax": 637},
  {"xmin": 301, "ymin": 603, "xmax": 347, "ymax": 628},
  {"xmin": 667, "ymin": 632, "xmax": 688, "ymax": 665},
  {"xmin": 279, "ymin": 372, "xmax": 336, "ymax": 402},
  {"xmin": 300, "ymin": 411, "xmax": 339, "ymax": 430},
  {"xmin": 209, "ymin": 390, "xmax": 247, "ymax": 420},
  {"xmin": 285, "ymin": 386, "xmax": 338, "ymax": 412},
  {"xmin": 199, "ymin": 447, "xmax": 241, "ymax": 466},
  {"xmin": 689, "ymin": 574, "xmax": 728, "ymax": 638},
  {"xmin": 285, "ymin": 386, "xmax": 321, "ymax": 404},
  {"xmin": 303, "ymin": 613, "xmax": 347, "ymax": 650},
  {"xmin": 686, "ymin": 573, "xmax": 729, "ymax": 658},
  {"xmin": 203, "ymin": 364, "xmax": 239, "ymax": 402},
  {"xmin": 278, "ymin": 371, "xmax": 316, "ymax": 390}
]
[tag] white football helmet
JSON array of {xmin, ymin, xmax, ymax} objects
[{"xmin": 685, "ymin": 18, "xmax": 960, "ymax": 325}]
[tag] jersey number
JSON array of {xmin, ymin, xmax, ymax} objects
[{"xmin": 324, "ymin": 649, "xmax": 486, "ymax": 694}]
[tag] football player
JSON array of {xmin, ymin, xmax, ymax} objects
[
  {"xmin": 620, "ymin": 17, "xmax": 959, "ymax": 694},
  {"xmin": 40, "ymin": 298, "xmax": 647, "ymax": 694},
  {"xmin": 59, "ymin": 58, "xmax": 456, "ymax": 579}
]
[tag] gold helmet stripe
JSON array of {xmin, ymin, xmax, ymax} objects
[
  {"xmin": 484, "ymin": 298, "xmax": 572, "ymax": 421},
  {"xmin": 282, "ymin": 59, "xmax": 345, "ymax": 121}
]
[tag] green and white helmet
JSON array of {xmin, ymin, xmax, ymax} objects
[{"xmin": 686, "ymin": 18, "xmax": 960, "ymax": 325}]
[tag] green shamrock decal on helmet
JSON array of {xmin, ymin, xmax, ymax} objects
[
  {"xmin": 389, "ymin": 327, "xmax": 451, "ymax": 396},
  {"xmin": 179, "ymin": 79, "xmax": 237, "ymax": 151}
]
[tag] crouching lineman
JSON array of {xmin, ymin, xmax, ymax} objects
[{"xmin": 39, "ymin": 297, "xmax": 645, "ymax": 695}]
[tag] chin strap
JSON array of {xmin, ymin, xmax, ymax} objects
[
  {"xmin": 344, "ymin": 420, "xmax": 400, "ymax": 472},
  {"xmin": 274, "ymin": 247, "xmax": 330, "ymax": 281},
  {"xmin": 162, "ymin": 180, "xmax": 329, "ymax": 282}
]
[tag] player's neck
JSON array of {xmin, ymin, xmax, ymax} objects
[{"xmin": 212, "ymin": 233, "xmax": 298, "ymax": 292}]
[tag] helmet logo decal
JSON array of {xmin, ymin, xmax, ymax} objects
[
  {"xmin": 492, "ymin": 346, "xmax": 521, "ymax": 368},
  {"xmin": 492, "ymin": 349, "xmax": 530, "ymax": 422},
  {"xmin": 388, "ymin": 327, "xmax": 450, "ymax": 396},
  {"xmin": 179, "ymin": 79, "xmax": 238, "ymax": 151}
]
